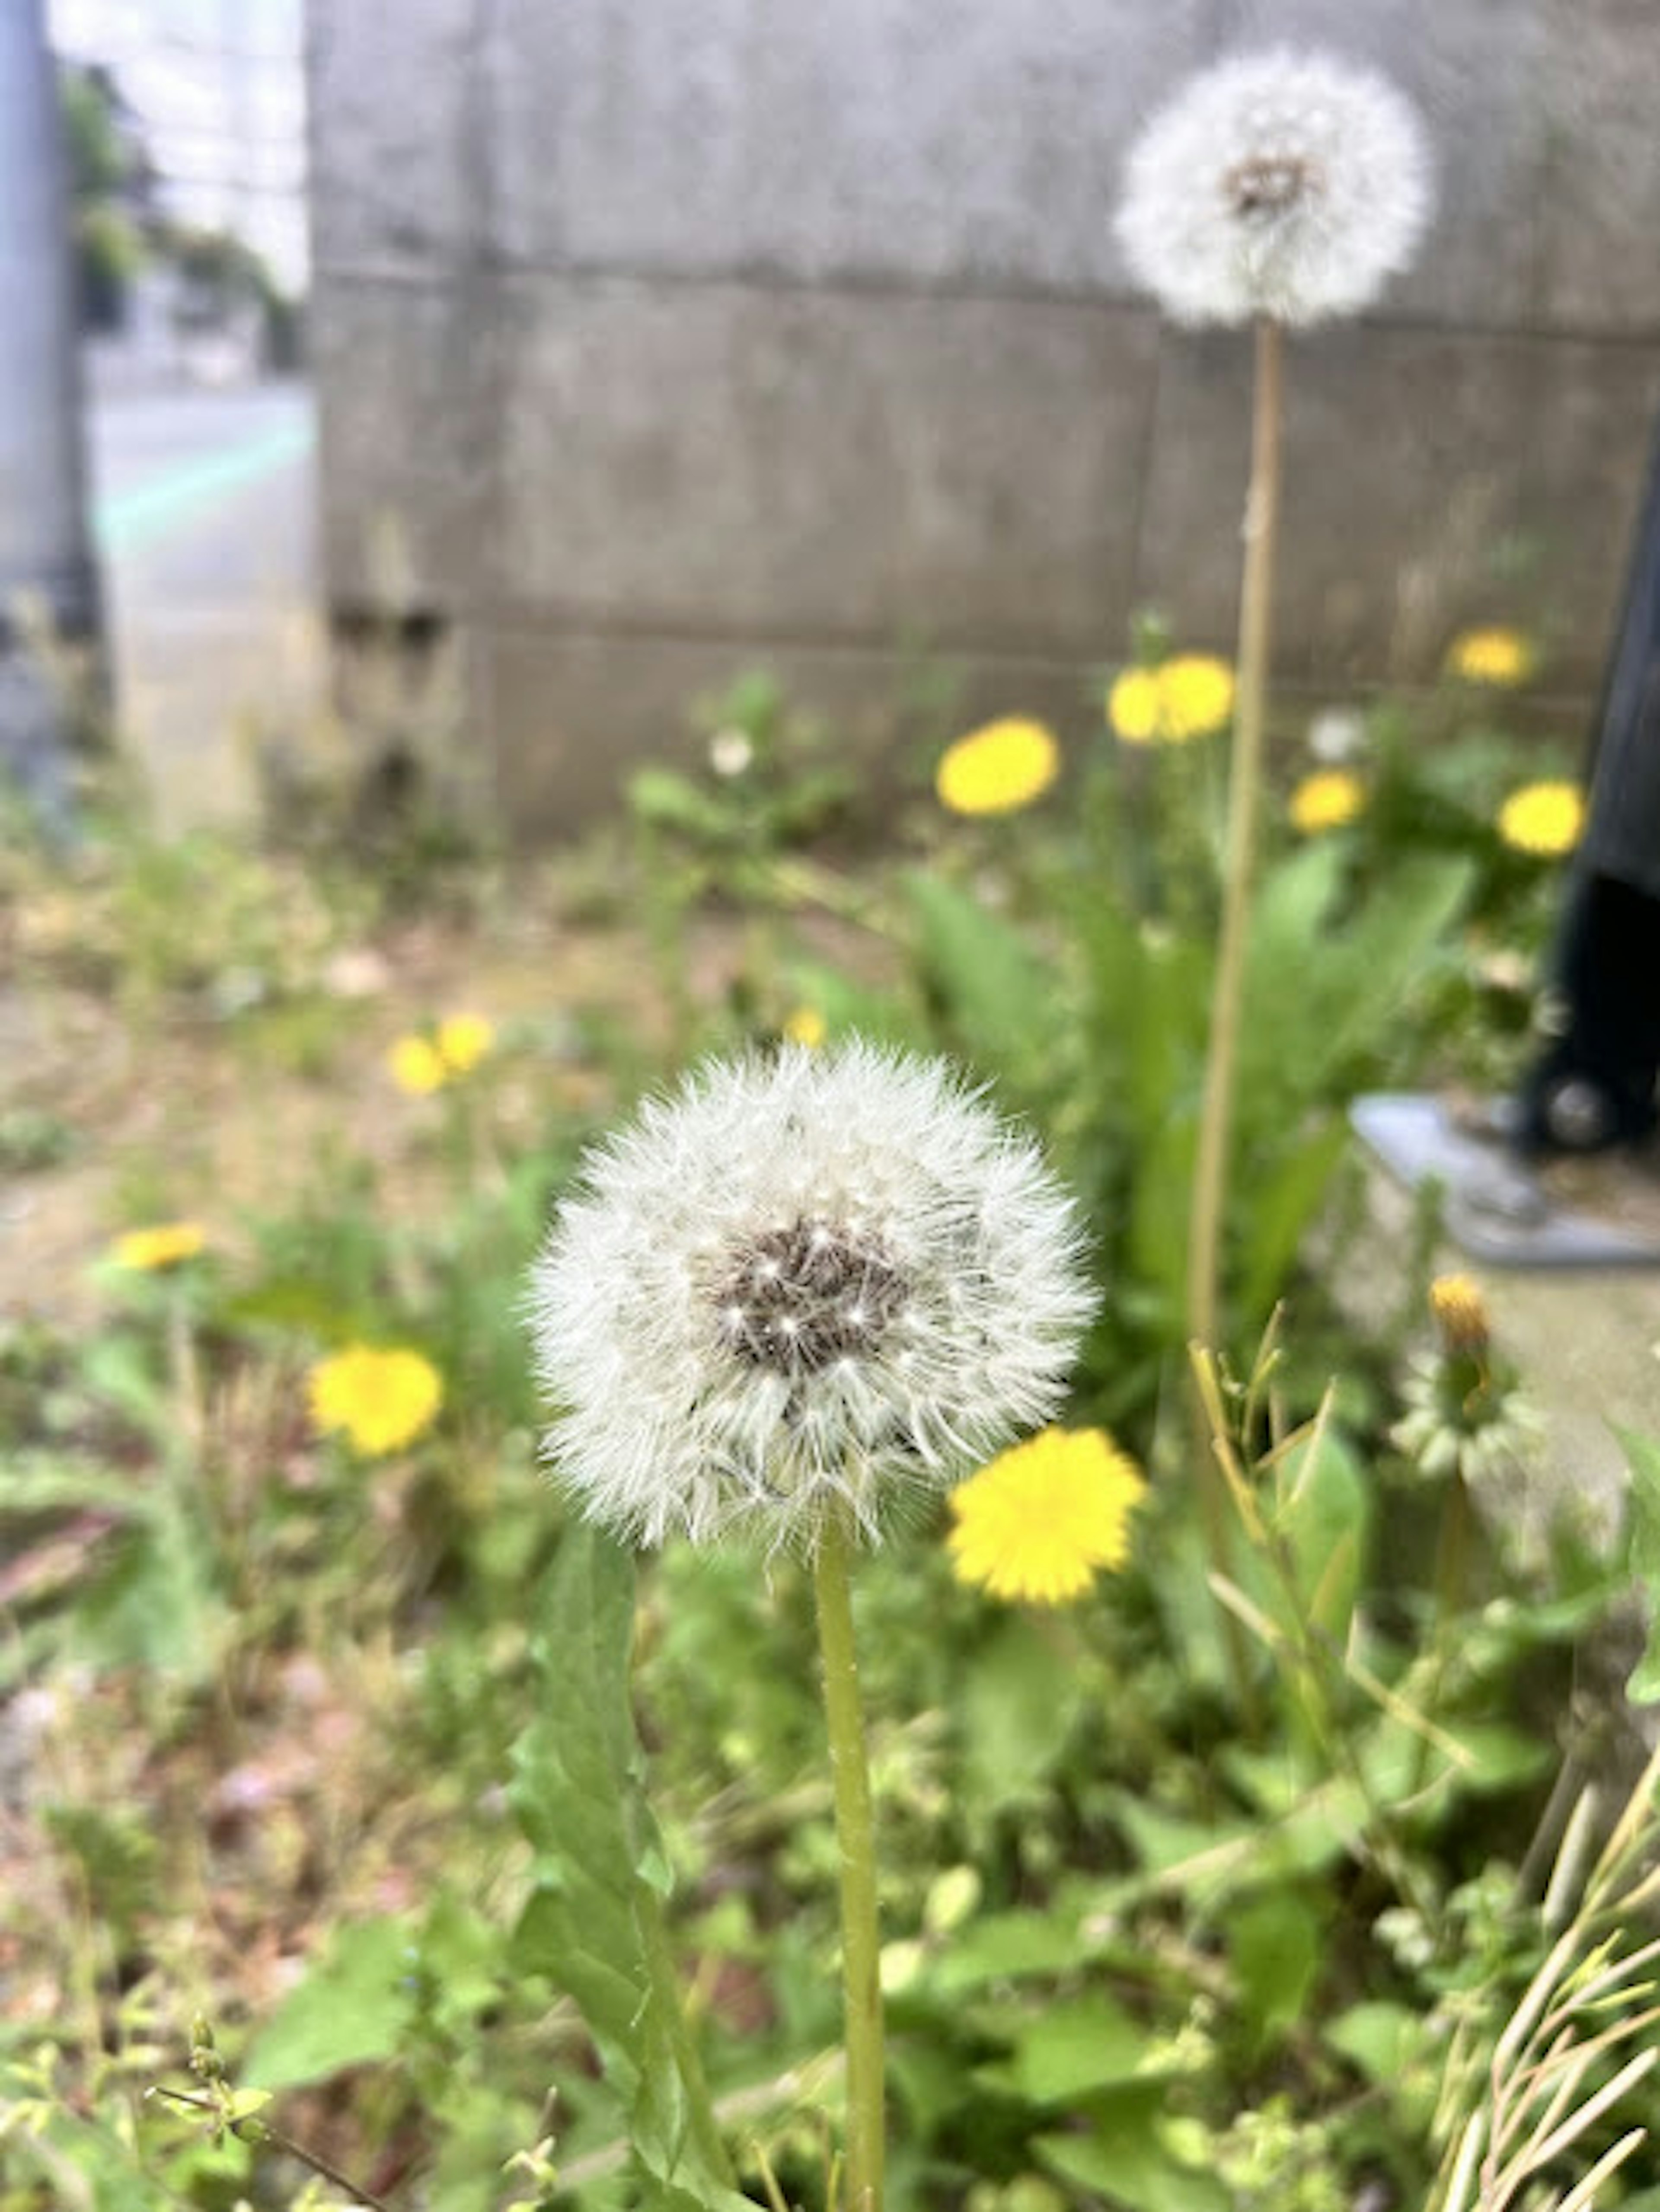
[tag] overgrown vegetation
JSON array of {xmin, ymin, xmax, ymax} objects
[{"xmin": 2, "ymin": 646, "xmax": 1655, "ymax": 2212}]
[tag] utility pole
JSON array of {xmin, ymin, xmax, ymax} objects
[{"xmin": 0, "ymin": 0, "xmax": 103, "ymax": 828}]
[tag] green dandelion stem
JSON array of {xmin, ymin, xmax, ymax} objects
[
  {"xmin": 1185, "ymin": 312, "xmax": 1283, "ymax": 1708},
  {"xmin": 1188, "ymin": 309, "xmax": 1283, "ymax": 1358},
  {"xmin": 1411, "ymin": 1468, "xmax": 1474, "ymax": 1795},
  {"xmin": 813, "ymin": 1507, "xmax": 886, "ymax": 2212}
]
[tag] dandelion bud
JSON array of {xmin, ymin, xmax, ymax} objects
[{"xmin": 1429, "ymin": 1272, "xmax": 1490, "ymax": 1359}]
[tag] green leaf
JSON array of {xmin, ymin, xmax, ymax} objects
[
  {"xmin": 243, "ymin": 1917, "xmax": 415, "ymax": 2088},
  {"xmin": 1273, "ymin": 1422, "xmax": 1371, "ymax": 1643},
  {"xmin": 1326, "ymin": 2000, "xmax": 1420, "ymax": 2087},
  {"xmin": 1619, "ymin": 1426, "xmax": 1660, "ymax": 1703},
  {"xmin": 958, "ymin": 1614, "xmax": 1083, "ymax": 1808},
  {"xmin": 929, "ymin": 1910, "xmax": 1092, "ymax": 1995},
  {"xmin": 1035, "ymin": 2091, "xmax": 1230, "ymax": 2212},
  {"xmin": 782, "ymin": 956, "xmax": 921, "ymax": 1050},
  {"xmin": 990, "ymin": 1995, "xmax": 1149, "ymax": 2103},
  {"xmin": 508, "ymin": 1526, "xmax": 746, "ymax": 2212},
  {"xmin": 1226, "ymin": 1889, "xmax": 1325, "ymax": 2052},
  {"xmin": 903, "ymin": 870, "xmax": 1054, "ymax": 1077},
  {"xmin": 1235, "ymin": 1117, "xmax": 1349, "ymax": 1322}
]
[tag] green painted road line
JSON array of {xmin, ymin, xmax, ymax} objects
[{"xmin": 95, "ymin": 422, "xmax": 314, "ymax": 554}]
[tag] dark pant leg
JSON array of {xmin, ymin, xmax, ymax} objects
[{"xmin": 1519, "ymin": 871, "xmax": 1660, "ymax": 1152}]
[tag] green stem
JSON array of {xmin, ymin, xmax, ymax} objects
[
  {"xmin": 1410, "ymin": 1470, "xmax": 1472, "ymax": 1797},
  {"xmin": 1186, "ymin": 312, "xmax": 1284, "ymax": 1360},
  {"xmin": 1184, "ymin": 314, "xmax": 1284, "ymax": 1709},
  {"xmin": 813, "ymin": 1512, "xmax": 885, "ymax": 2212}
]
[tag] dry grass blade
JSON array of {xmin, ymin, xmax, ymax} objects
[{"xmin": 1430, "ymin": 1749, "xmax": 1660, "ymax": 2212}]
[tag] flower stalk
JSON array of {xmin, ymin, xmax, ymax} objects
[
  {"xmin": 813, "ymin": 1508, "xmax": 885, "ymax": 2212},
  {"xmin": 1184, "ymin": 316, "xmax": 1283, "ymax": 1673},
  {"xmin": 1187, "ymin": 311, "xmax": 1283, "ymax": 1362}
]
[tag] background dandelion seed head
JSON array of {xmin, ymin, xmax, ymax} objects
[{"xmin": 1116, "ymin": 47, "xmax": 1433, "ymax": 329}]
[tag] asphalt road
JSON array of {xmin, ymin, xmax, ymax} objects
[{"xmin": 85, "ymin": 380, "xmax": 320, "ymax": 830}]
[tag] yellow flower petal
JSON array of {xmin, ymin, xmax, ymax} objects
[
  {"xmin": 1288, "ymin": 769, "xmax": 1366, "ymax": 835},
  {"xmin": 110, "ymin": 1221, "xmax": 208, "ymax": 1271},
  {"xmin": 307, "ymin": 1345, "xmax": 443, "ymax": 1456},
  {"xmin": 1106, "ymin": 667, "xmax": 1163, "ymax": 744},
  {"xmin": 1430, "ymin": 1273, "xmax": 1490, "ymax": 1356},
  {"xmin": 1496, "ymin": 779, "xmax": 1583, "ymax": 859},
  {"xmin": 388, "ymin": 1035, "xmax": 448, "ymax": 1095},
  {"xmin": 436, "ymin": 1013, "xmax": 495, "ymax": 1073},
  {"xmin": 783, "ymin": 1006, "xmax": 827, "ymax": 1050},
  {"xmin": 935, "ymin": 718, "xmax": 1060, "ymax": 816},
  {"xmin": 1447, "ymin": 627, "xmax": 1534, "ymax": 686},
  {"xmin": 1108, "ymin": 656, "xmax": 1234, "ymax": 744},
  {"xmin": 1157, "ymin": 653, "xmax": 1235, "ymax": 740},
  {"xmin": 947, "ymin": 1427, "xmax": 1146, "ymax": 1605}
]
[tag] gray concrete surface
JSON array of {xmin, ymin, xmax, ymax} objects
[{"xmin": 306, "ymin": 0, "xmax": 1660, "ymax": 833}]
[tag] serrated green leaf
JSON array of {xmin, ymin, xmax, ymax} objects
[{"xmin": 508, "ymin": 1526, "xmax": 746, "ymax": 2212}]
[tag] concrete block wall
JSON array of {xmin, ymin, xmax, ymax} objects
[{"xmin": 306, "ymin": 0, "xmax": 1660, "ymax": 831}]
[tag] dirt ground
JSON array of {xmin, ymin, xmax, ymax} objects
[{"xmin": 0, "ymin": 869, "xmax": 774, "ymax": 1331}]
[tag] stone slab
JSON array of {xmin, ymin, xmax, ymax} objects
[
  {"xmin": 1133, "ymin": 322, "xmax": 1660, "ymax": 687},
  {"xmin": 491, "ymin": 277, "xmax": 1160, "ymax": 648}
]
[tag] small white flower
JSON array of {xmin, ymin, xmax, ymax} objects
[
  {"xmin": 1308, "ymin": 705, "xmax": 1368, "ymax": 764},
  {"xmin": 708, "ymin": 727, "xmax": 754, "ymax": 778},
  {"xmin": 1116, "ymin": 48, "xmax": 1433, "ymax": 329},
  {"xmin": 528, "ymin": 1042, "xmax": 1097, "ymax": 1552}
]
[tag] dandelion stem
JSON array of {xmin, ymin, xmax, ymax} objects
[
  {"xmin": 1184, "ymin": 313, "xmax": 1283, "ymax": 1691},
  {"xmin": 812, "ymin": 1509, "xmax": 885, "ymax": 2212},
  {"xmin": 1187, "ymin": 310, "xmax": 1283, "ymax": 1361}
]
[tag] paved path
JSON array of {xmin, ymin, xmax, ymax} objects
[{"xmin": 87, "ymin": 380, "xmax": 321, "ymax": 831}]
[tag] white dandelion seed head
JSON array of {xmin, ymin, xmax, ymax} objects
[
  {"xmin": 527, "ymin": 1041, "xmax": 1098, "ymax": 1554},
  {"xmin": 1116, "ymin": 47, "xmax": 1433, "ymax": 329}
]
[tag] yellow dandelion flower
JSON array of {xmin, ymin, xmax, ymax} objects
[
  {"xmin": 1108, "ymin": 656, "xmax": 1235, "ymax": 744},
  {"xmin": 1497, "ymin": 780, "xmax": 1584, "ymax": 859},
  {"xmin": 388, "ymin": 1034, "xmax": 447, "ymax": 1095},
  {"xmin": 1289, "ymin": 769, "xmax": 1366, "ymax": 835},
  {"xmin": 783, "ymin": 1005, "xmax": 827, "ymax": 1050},
  {"xmin": 1430, "ymin": 1272, "xmax": 1490, "ymax": 1357},
  {"xmin": 436, "ymin": 1012, "xmax": 495, "ymax": 1073},
  {"xmin": 1447, "ymin": 627, "xmax": 1534, "ymax": 686},
  {"xmin": 110, "ymin": 1221, "xmax": 207, "ymax": 1271},
  {"xmin": 307, "ymin": 1345, "xmax": 443, "ymax": 1456},
  {"xmin": 947, "ymin": 1427, "xmax": 1146, "ymax": 1605},
  {"xmin": 1106, "ymin": 667, "xmax": 1164, "ymax": 744},
  {"xmin": 1158, "ymin": 653, "xmax": 1235, "ymax": 739},
  {"xmin": 935, "ymin": 717, "xmax": 1060, "ymax": 816}
]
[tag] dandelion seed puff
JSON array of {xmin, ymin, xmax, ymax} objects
[
  {"xmin": 527, "ymin": 1042, "xmax": 1098, "ymax": 1554},
  {"xmin": 1116, "ymin": 48, "xmax": 1433, "ymax": 329}
]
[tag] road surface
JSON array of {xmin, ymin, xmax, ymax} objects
[{"xmin": 86, "ymin": 380, "xmax": 320, "ymax": 831}]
